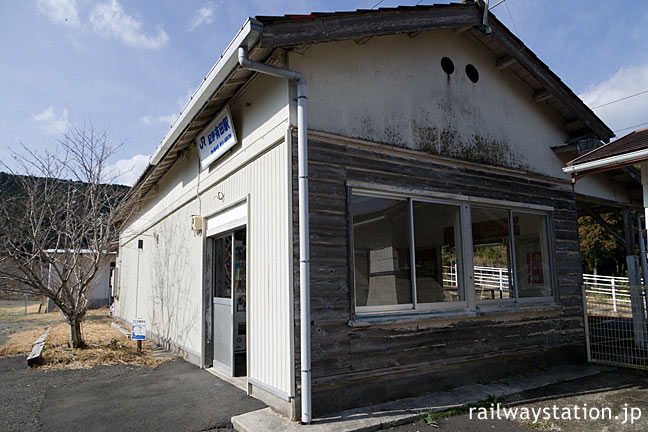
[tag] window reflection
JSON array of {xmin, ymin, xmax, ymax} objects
[
  {"xmin": 513, "ymin": 212, "xmax": 551, "ymax": 298},
  {"xmin": 353, "ymin": 196, "xmax": 411, "ymax": 307},
  {"xmin": 471, "ymin": 207, "xmax": 513, "ymax": 300},
  {"xmin": 412, "ymin": 201, "xmax": 463, "ymax": 303}
]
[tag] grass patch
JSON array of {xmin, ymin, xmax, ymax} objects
[
  {"xmin": 0, "ymin": 310, "xmax": 169, "ymax": 370},
  {"xmin": 419, "ymin": 395, "xmax": 499, "ymax": 426}
]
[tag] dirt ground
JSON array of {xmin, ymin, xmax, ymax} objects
[{"xmin": 0, "ymin": 303, "xmax": 63, "ymax": 347}]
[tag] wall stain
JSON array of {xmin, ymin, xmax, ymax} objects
[{"xmin": 414, "ymin": 125, "xmax": 528, "ymax": 171}]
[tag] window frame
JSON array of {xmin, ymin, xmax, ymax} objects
[
  {"xmin": 349, "ymin": 186, "xmax": 556, "ymax": 317},
  {"xmin": 351, "ymin": 192, "xmax": 414, "ymax": 314}
]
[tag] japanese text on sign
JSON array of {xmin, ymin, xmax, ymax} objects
[{"xmin": 195, "ymin": 106, "xmax": 238, "ymax": 169}]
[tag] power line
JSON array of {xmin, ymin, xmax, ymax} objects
[
  {"xmin": 371, "ymin": 0, "xmax": 385, "ymax": 9},
  {"xmin": 504, "ymin": 0, "xmax": 520, "ymax": 38},
  {"xmin": 591, "ymin": 89, "xmax": 648, "ymax": 110},
  {"xmin": 614, "ymin": 121, "xmax": 648, "ymax": 134},
  {"xmin": 490, "ymin": 0, "xmax": 506, "ymax": 10}
]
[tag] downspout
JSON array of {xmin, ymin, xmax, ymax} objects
[{"xmin": 238, "ymin": 47, "xmax": 312, "ymax": 424}]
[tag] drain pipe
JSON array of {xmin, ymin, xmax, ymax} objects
[{"xmin": 238, "ymin": 47, "xmax": 311, "ymax": 424}]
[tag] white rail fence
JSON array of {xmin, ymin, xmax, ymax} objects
[
  {"xmin": 443, "ymin": 266, "xmax": 636, "ymax": 308},
  {"xmin": 443, "ymin": 265, "xmax": 511, "ymax": 290},
  {"xmin": 583, "ymin": 274, "xmax": 635, "ymax": 314}
]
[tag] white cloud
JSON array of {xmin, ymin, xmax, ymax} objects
[
  {"xmin": 32, "ymin": 106, "xmax": 70, "ymax": 135},
  {"xmin": 90, "ymin": 0, "xmax": 169, "ymax": 50},
  {"xmin": 141, "ymin": 88, "xmax": 195, "ymax": 128},
  {"xmin": 190, "ymin": 3, "xmax": 215, "ymax": 31},
  {"xmin": 157, "ymin": 114, "xmax": 176, "ymax": 126},
  {"xmin": 140, "ymin": 114, "xmax": 176, "ymax": 127},
  {"xmin": 580, "ymin": 64, "xmax": 648, "ymax": 136},
  {"xmin": 36, "ymin": 0, "xmax": 80, "ymax": 27},
  {"xmin": 105, "ymin": 153, "xmax": 149, "ymax": 186},
  {"xmin": 140, "ymin": 115, "xmax": 153, "ymax": 126}
]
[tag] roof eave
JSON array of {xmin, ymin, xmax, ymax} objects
[
  {"xmin": 563, "ymin": 147, "xmax": 648, "ymax": 175},
  {"xmin": 130, "ymin": 18, "xmax": 264, "ymax": 192}
]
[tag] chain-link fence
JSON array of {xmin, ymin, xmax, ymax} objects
[{"xmin": 583, "ymin": 285, "xmax": 648, "ymax": 370}]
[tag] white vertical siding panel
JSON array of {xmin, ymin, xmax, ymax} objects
[{"xmin": 117, "ymin": 73, "xmax": 293, "ymax": 396}]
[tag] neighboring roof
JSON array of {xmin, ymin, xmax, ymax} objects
[
  {"xmin": 130, "ymin": 3, "xmax": 614, "ymax": 201},
  {"xmin": 563, "ymin": 128, "xmax": 648, "ymax": 178},
  {"xmin": 44, "ymin": 249, "xmax": 117, "ymax": 255},
  {"xmin": 569, "ymin": 128, "xmax": 648, "ymax": 166}
]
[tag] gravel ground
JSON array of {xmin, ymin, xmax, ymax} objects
[{"xmin": 0, "ymin": 356, "xmax": 265, "ymax": 431}]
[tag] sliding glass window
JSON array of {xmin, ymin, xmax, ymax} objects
[
  {"xmin": 352, "ymin": 191, "xmax": 553, "ymax": 315},
  {"xmin": 412, "ymin": 201, "xmax": 464, "ymax": 304},
  {"xmin": 352, "ymin": 195, "xmax": 412, "ymax": 309},
  {"xmin": 512, "ymin": 212, "xmax": 552, "ymax": 299},
  {"xmin": 471, "ymin": 207, "xmax": 513, "ymax": 301}
]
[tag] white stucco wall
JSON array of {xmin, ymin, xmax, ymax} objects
[
  {"xmin": 115, "ymin": 73, "xmax": 294, "ymax": 396},
  {"xmin": 288, "ymin": 29, "xmax": 626, "ymax": 204}
]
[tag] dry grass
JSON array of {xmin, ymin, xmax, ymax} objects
[
  {"xmin": 0, "ymin": 314, "xmax": 168, "ymax": 370},
  {"xmin": 0, "ymin": 299, "xmax": 45, "ymax": 316},
  {"xmin": 0, "ymin": 307, "xmax": 108, "ymax": 323}
]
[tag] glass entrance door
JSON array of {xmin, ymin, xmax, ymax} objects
[{"xmin": 212, "ymin": 228, "xmax": 246, "ymax": 376}]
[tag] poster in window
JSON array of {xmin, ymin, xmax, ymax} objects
[{"xmin": 527, "ymin": 251, "xmax": 544, "ymax": 284}]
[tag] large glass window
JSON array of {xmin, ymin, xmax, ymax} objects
[
  {"xmin": 352, "ymin": 195, "xmax": 411, "ymax": 308},
  {"xmin": 351, "ymin": 191, "xmax": 554, "ymax": 314},
  {"xmin": 413, "ymin": 201, "xmax": 463, "ymax": 304},
  {"xmin": 513, "ymin": 212, "xmax": 551, "ymax": 298},
  {"xmin": 471, "ymin": 207, "xmax": 513, "ymax": 301}
]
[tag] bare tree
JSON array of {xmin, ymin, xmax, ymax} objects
[{"xmin": 0, "ymin": 124, "xmax": 135, "ymax": 348}]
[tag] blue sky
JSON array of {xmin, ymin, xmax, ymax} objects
[{"xmin": 1, "ymin": 0, "xmax": 647, "ymax": 185}]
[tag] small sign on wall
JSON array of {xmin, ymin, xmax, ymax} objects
[
  {"xmin": 131, "ymin": 318, "xmax": 146, "ymax": 341},
  {"xmin": 195, "ymin": 106, "xmax": 238, "ymax": 170}
]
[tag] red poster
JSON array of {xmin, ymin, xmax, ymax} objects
[{"xmin": 527, "ymin": 252, "xmax": 544, "ymax": 284}]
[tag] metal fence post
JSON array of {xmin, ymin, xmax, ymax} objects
[
  {"xmin": 582, "ymin": 286, "xmax": 592, "ymax": 363},
  {"xmin": 612, "ymin": 278, "xmax": 617, "ymax": 312}
]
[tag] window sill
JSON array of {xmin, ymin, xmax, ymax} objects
[{"xmin": 348, "ymin": 303, "xmax": 562, "ymax": 327}]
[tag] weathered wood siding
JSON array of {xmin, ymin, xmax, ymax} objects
[{"xmin": 293, "ymin": 133, "xmax": 584, "ymax": 415}]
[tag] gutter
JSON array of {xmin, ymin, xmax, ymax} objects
[
  {"xmin": 238, "ymin": 46, "xmax": 312, "ymax": 425},
  {"xmin": 562, "ymin": 147, "xmax": 648, "ymax": 175}
]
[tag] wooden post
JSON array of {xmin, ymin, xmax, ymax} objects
[{"xmin": 137, "ymin": 340, "xmax": 142, "ymax": 353}]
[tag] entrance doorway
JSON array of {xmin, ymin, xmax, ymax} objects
[{"xmin": 212, "ymin": 227, "xmax": 247, "ymax": 377}]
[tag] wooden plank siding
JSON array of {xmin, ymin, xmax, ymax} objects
[{"xmin": 292, "ymin": 133, "xmax": 584, "ymax": 415}]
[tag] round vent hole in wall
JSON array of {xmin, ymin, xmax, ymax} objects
[
  {"xmin": 465, "ymin": 64, "xmax": 479, "ymax": 83},
  {"xmin": 440, "ymin": 57, "xmax": 455, "ymax": 75}
]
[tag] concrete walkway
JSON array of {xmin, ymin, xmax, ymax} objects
[{"xmin": 232, "ymin": 364, "xmax": 612, "ymax": 432}]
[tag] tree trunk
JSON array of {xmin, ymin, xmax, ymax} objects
[{"xmin": 69, "ymin": 317, "xmax": 86, "ymax": 349}]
